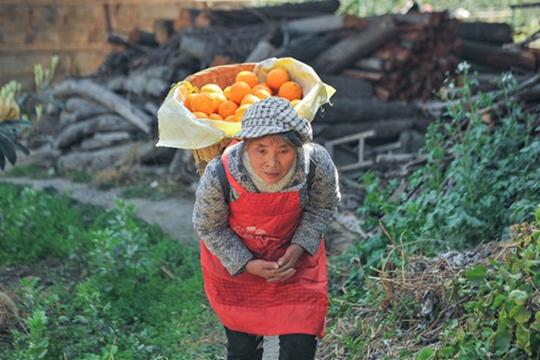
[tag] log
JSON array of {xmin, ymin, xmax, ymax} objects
[
  {"xmin": 244, "ymin": 40, "xmax": 276, "ymax": 62},
  {"xmin": 199, "ymin": 0, "xmax": 341, "ymax": 26},
  {"xmin": 312, "ymin": 117, "xmax": 432, "ymax": 142},
  {"xmin": 319, "ymin": 74, "xmax": 373, "ymax": 100},
  {"xmin": 373, "ymin": 86, "xmax": 392, "ymax": 101},
  {"xmin": 393, "ymin": 11, "xmax": 449, "ymax": 27},
  {"xmin": 456, "ymin": 21, "xmax": 513, "ymax": 45},
  {"xmin": 107, "ymin": 33, "xmax": 150, "ymax": 54},
  {"xmin": 376, "ymin": 153, "xmax": 419, "ymax": 165},
  {"xmin": 313, "ymin": 99, "xmax": 423, "ymax": 124},
  {"xmin": 55, "ymin": 114, "xmax": 141, "ymax": 149},
  {"xmin": 60, "ymin": 97, "xmax": 111, "ymax": 125},
  {"xmin": 65, "ymin": 97, "xmax": 107, "ymax": 114},
  {"xmin": 270, "ymin": 33, "xmax": 336, "ymax": 64},
  {"xmin": 154, "ymin": 19, "xmax": 175, "ymax": 44},
  {"xmin": 167, "ymin": 149, "xmax": 198, "ymax": 183},
  {"xmin": 518, "ymin": 83, "xmax": 540, "ymax": 101},
  {"xmin": 281, "ymin": 14, "xmax": 351, "ymax": 35},
  {"xmin": 313, "ymin": 15, "xmax": 400, "ymax": 75},
  {"xmin": 59, "ymin": 109, "xmax": 113, "ymax": 127},
  {"xmin": 354, "ymin": 56, "xmax": 392, "ymax": 72},
  {"xmin": 460, "ymin": 40, "xmax": 538, "ymax": 72},
  {"xmin": 341, "ymin": 68, "xmax": 384, "ymax": 82},
  {"xmin": 52, "ymin": 79, "xmax": 152, "ymax": 134},
  {"xmin": 58, "ymin": 141, "xmax": 161, "ymax": 171},
  {"xmin": 173, "ymin": 8, "xmax": 193, "ymax": 32},
  {"xmin": 80, "ymin": 132, "xmax": 132, "ymax": 151},
  {"xmin": 113, "ymin": 66, "xmax": 171, "ymax": 97},
  {"xmin": 128, "ymin": 28, "xmax": 159, "ymax": 47},
  {"xmin": 179, "ymin": 32, "xmax": 216, "ymax": 65}
]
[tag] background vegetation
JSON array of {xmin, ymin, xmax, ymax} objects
[{"xmin": 0, "ymin": 184, "xmax": 224, "ymax": 360}]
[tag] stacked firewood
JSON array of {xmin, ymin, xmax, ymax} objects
[
  {"xmin": 343, "ymin": 12, "xmax": 460, "ymax": 101},
  {"xmin": 42, "ymin": 79, "xmax": 174, "ymax": 173},
  {"xmin": 31, "ymin": 0, "xmax": 540, "ymax": 183}
]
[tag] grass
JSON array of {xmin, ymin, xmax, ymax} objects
[{"xmin": 0, "ymin": 182, "xmax": 225, "ymax": 360}]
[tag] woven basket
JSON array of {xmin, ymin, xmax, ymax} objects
[{"xmin": 185, "ymin": 63, "xmax": 255, "ymax": 175}]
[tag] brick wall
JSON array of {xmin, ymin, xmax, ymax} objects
[{"xmin": 0, "ymin": 0, "xmax": 258, "ymax": 89}]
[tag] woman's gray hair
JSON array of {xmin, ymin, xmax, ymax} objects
[
  {"xmin": 279, "ymin": 130, "xmax": 304, "ymax": 148},
  {"xmin": 245, "ymin": 130, "xmax": 304, "ymax": 148}
]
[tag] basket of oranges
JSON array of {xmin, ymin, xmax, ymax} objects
[{"xmin": 156, "ymin": 57, "xmax": 336, "ymax": 175}]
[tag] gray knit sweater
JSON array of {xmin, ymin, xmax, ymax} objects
[{"xmin": 192, "ymin": 141, "xmax": 341, "ymax": 276}]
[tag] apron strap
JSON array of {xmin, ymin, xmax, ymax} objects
[{"xmin": 215, "ymin": 159, "xmax": 230, "ymax": 201}]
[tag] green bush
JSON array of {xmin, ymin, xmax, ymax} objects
[
  {"xmin": 0, "ymin": 183, "xmax": 224, "ymax": 360},
  {"xmin": 337, "ymin": 65, "xmax": 540, "ymax": 289},
  {"xmin": 0, "ymin": 56, "xmax": 58, "ymax": 171}
]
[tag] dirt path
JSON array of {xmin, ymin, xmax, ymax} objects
[
  {"xmin": 0, "ymin": 176, "xmax": 199, "ymax": 243},
  {"xmin": 0, "ymin": 175, "xmax": 281, "ymax": 359}
]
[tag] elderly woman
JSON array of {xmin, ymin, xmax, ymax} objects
[{"xmin": 193, "ymin": 97, "xmax": 341, "ymax": 360}]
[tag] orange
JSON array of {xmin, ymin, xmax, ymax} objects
[
  {"xmin": 193, "ymin": 111, "xmax": 209, "ymax": 119},
  {"xmin": 183, "ymin": 93, "xmax": 198, "ymax": 111},
  {"xmin": 176, "ymin": 85, "xmax": 190, "ymax": 102},
  {"xmin": 209, "ymin": 113, "xmax": 224, "ymax": 121},
  {"xmin": 200, "ymin": 83, "xmax": 223, "ymax": 94},
  {"xmin": 252, "ymin": 83, "xmax": 273, "ymax": 95},
  {"xmin": 209, "ymin": 92, "xmax": 227, "ymax": 113},
  {"xmin": 290, "ymin": 99, "xmax": 301, "ymax": 107},
  {"xmin": 218, "ymin": 100, "xmax": 239, "ymax": 119},
  {"xmin": 228, "ymin": 81, "xmax": 252, "ymax": 104},
  {"xmin": 278, "ymin": 81, "xmax": 303, "ymax": 101},
  {"xmin": 253, "ymin": 89, "xmax": 272, "ymax": 100},
  {"xmin": 266, "ymin": 67, "xmax": 290, "ymax": 91},
  {"xmin": 190, "ymin": 93, "xmax": 215, "ymax": 115},
  {"xmin": 235, "ymin": 70, "xmax": 258, "ymax": 88},
  {"xmin": 223, "ymin": 86, "xmax": 232, "ymax": 100},
  {"xmin": 235, "ymin": 104, "xmax": 251, "ymax": 123},
  {"xmin": 224, "ymin": 115, "xmax": 236, "ymax": 123},
  {"xmin": 241, "ymin": 94, "xmax": 261, "ymax": 106}
]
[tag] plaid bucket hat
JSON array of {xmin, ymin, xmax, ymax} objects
[{"xmin": 233, "ymin": 97, "xmax": 313, "ymax": 143}]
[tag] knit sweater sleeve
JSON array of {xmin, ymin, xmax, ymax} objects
[
  {"xmin": 291, "ymin": 144, "xmax": 341, "ymax": 255},
  {"xmin": 192, "ymin": 157, "xmax": 254, "ymax": 276}
]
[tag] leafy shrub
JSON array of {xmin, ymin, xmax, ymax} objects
[
  {"xmin": 0, "ymin": 183, "xmax": 106, "ymax": 265},
  {"xmin": 431, "ymin": 207, "xmax": 540, "ymax": 358},
  {"xmin": 0, "ymin": 184, "xmax": 223, "ymax": 360},
  {"xmin": 338, "ymin": 65, "xmax": 540, "ymax": 289},
  {"xmin": 0, "ymin": 56, "xmax": 59, "ymax": 171}
]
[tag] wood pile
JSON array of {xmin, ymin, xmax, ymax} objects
[{"xmin": 33, "ymin": 0, "xmax": 540, "ymax": 185}]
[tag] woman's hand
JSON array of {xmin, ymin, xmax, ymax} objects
[
  {"xmin": 245, "ymin": 244, "xmax": 305, "ymax": 282},
  {"xmin": 245, "ymin": 259, "xmax": 281, "ymax": 279},
  {"xmin": 269, "ymin": 244, "xmax": 305, "ymax": 282}
]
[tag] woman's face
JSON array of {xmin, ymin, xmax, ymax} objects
[{"xmin": 245, "ymin": 134, "xmax": 297, "ymax": 184}]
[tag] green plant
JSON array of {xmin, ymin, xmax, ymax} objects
[
  {"xmin": 0, "ymin": 56, "xmax": 59, "ymax": 171},
  {"xmin": 86, "ymin": 200, "xmax": 152, "ymax": 295},
  {"xmin": 0, "ymin": 184, "xmax": 107, "ymax": 265},
  {"xmin": 0, "ymin": 184, "xmax": 224, "ymax": 359},
  {"xmin": 336, "ymin": 65, "xmax": 540, "ymax": 291},
  {"xmin": 0, "ymin": 81, "xmax": 33, "ymax": 170},
  {"xmin": 429, "ymin": 207, "xmax": 540, "ymax": 359},
  {"xmin": 9, "ymin": 277, "xmax": 56, "ymax": 360}
]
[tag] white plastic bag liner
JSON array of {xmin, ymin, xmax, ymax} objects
[{"xmin": 155, "ymin": 57, "xmax": 336, "ymax": 150}]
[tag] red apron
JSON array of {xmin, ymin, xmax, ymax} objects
[{"xmin": 200, "ymin": 151, "xmax": 328, "ymax": 338}]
